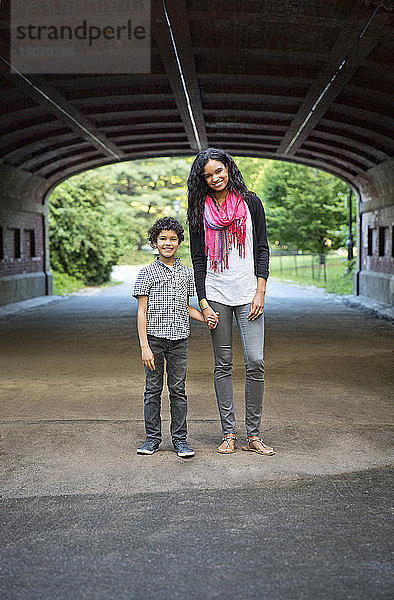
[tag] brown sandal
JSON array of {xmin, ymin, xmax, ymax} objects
[
  {"xmin": 242, "ymin": 437, "xmax": 275, "ymax": 456},
  {"xmin": 217, "ymin": 433, "xmax": 236, "ymax": 454}
]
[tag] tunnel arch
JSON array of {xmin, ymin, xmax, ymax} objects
[
  {"xmin": 0, "ymin": 0, "xmax": 392, "ymax": 305},
  {"xmin": 43, "ymin": 152, "xmax": 360, "ymax": 209}
]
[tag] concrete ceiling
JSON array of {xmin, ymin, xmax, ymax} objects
[{"xmin": 0, "ymin": 0, "xmax": 393, "ymax": 196}]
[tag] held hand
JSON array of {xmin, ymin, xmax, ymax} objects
[
  {"xmin": 248, "ymin": 290, "xmax": 265, "ymax": 320},
  {"xmin": 203, "ymin": 305, "xmax": 219, "ymax": 329},
  {"xmin": 206, "ymin": 312, "xmax": 219, "ymax": 329},
  {"xmin": 141, "ymin": 346, "xmax": 155, "ymax": 371}
]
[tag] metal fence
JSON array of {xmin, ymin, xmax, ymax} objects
[{"xmin": 270, "ymin": 251, "xmax": 348, "ymax": 283}]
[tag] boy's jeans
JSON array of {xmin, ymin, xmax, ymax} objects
[
  {"xmin": 144, "ymin": 335, "xmax": 188, "ymax": 443},
  {"xmin": 209, "ymin": 301, "xmax": 265, "ymax": 437}
]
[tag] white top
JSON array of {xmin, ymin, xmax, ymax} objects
[{"xmin": 206, "ymin": 204, "xmax": 257, "ymax": 306}]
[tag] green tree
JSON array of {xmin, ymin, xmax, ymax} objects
[
  {"xmin": 98, "ymin": 158, "xmax": 191, "ymax": 257},
  {"xmin": 260, "ymin": 161, "xmax": 349, "ymax": 263},
  {"xmin": 234, "ymin": 156, "xmax": 268, "ymax": 192},
  {"xmin": 49, "ymin": 172, "xmax": 122, "ymax": 284}
]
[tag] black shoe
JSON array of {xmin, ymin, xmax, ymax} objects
[
  {"xmin": 173, "ymin": 440, "xmax": 195, "ymax": 458},
  {"xmin": 137, "ymin": 439, "xmax": 160, "ymax": 455}
]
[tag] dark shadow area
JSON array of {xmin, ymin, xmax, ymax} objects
[{"xmin": 1, "ymin": 467, "xmax": 392, "ymax": 600}]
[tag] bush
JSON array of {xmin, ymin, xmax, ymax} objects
[
  {"xmin": 325, "ymin": 258, "xmax": 355, "ymax": 295},
  {"xmin": 52, "ymin": 271, "xmax": 84, "ymax": 295},
  {"xmin": 49, "ymin": 173, "xmax": 122, "ymax": 284}
]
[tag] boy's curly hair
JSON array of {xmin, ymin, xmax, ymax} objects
[{"xmin": 148, "ymin": 217, "xmax": 185, "ymax": 247}]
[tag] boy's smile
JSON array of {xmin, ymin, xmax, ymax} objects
[{"xmin": 155, "ymin": 229, "xmax": 180, "ymax": 264}]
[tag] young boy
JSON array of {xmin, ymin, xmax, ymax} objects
[{"xmin": 133, "ymin": 217, "xmax": 216, "ymax": 458}]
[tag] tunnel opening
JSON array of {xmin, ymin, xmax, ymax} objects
[
  {"xmin": 44, "ymin": 155, "xmax": 357, "ymax": 298},
  {"xmin": 0, "ymin": 0, "xmax": 392, "ymax": 307}
]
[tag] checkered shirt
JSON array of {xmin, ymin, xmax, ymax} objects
[{"xmin": 133, "ymin": 257, "xmax": 196, "ymax": 340}]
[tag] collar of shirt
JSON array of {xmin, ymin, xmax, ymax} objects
[{"xmin": 155, "ymin": 256, "xmax": 181, "ymax": 270}]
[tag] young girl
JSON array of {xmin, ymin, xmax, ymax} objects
[{"xmin": 187, "ymin": 148, "xmax": 274, "ymax": 455}]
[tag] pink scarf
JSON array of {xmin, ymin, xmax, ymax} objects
[{"xmin": 203, "ymin": 192, "xmax": 247, "ymax": 272}]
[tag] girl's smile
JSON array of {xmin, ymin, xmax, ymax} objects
[{"xmin": 203, "ymin": 159, "xmax": 229, "ymax": 199}]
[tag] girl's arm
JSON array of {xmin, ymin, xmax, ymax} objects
[
  {"xmin": 189, "ymin": 226, "xmax": 219, "ymax": 327},
  {"xmin": 252, "ymin": 195, "xmax": 270, "ymax": 280},
  {"xmin": 187, "ymin": 298, "xmax": 218, "ymax": 328},
  {"xmin": 189, "ymin": 225, "xmax": 207, "ymax": 301},
  {"xmin": 247, "ymin": 195, "xmax": 269, "ymax": 320},
  {"xmin": 136, "ymin": 296, "xmax": 155, "ymax": 370},
  {"xmin": 248, "ymin": 276, "xmax": 267, "ymax": 320}
]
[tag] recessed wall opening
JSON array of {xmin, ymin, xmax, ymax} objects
[
  {"xmin": 26, "ymin": 229, "xmax": 36, "ymax": 258},
  {"xmin": 392, "ymin": 226, "xmax": 394, "ymax": 259},
  {"xmin": 13, "ymin": 228, "xmax": 21, "ymax": 259},
  {"xmin": 367, "ymin": 228, "xmax": 374, "ymax": 256},
  {"xmin": 378, "ymin": 227, "xmax": 387, "ymax": 257}
]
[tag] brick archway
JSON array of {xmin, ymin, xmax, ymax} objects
[{"xmin": 0, "ymin": 0, "xmax": 392, "ymax": 305}]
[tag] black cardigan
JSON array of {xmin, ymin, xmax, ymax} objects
[{"xmin": 189, "ymin": 194, "xmax": 270, "ymax": 301}]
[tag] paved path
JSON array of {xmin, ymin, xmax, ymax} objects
[{"xmin": 0, "ymin": 269, "xmax": 393, "ymax": 599}]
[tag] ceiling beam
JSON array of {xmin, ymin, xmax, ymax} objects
[
  {"xmin": 51, "ymin": 74, "xmax": 169, "ymax": 92},
  {"xmin": 204, "ymin": 109, "xmax": 295, "ymax": 120},
  {"xmin": 188, "ymin": 8, "xmax": 372, "ymax": 29},
  {"xmin": 44, "ymin": 148, "xmax": 193, "ymax": 189},
  {"xmin": 34, "ymin": 151, "xmax": 102, "ymax": 177},
  {"xmin": 300, "ymin": 141, "xmax": 373, "ymax": 170},
  {"xmin": 199, "ymin": 73, "xmax": 313, "ymax": 87},
  {"xmin": 0, "ymin": 47, "xmax": 125, "ymax": 162},
  {"xmin": 71, "ymin": 94, "xmax": 175, "ymax": 108},
  {"xmin": 277, "ymin": 3, "xmax": 391, "ymax": 155},
  {"xmin": 309, "ymin": 129, "xmax": 390, "ymax": 162},
  {"xmin": 2, "ymin": 133, "xmax": 81, "ymax": 165},
  {"xmin": 108, "ymin": 122, "xmax": 184, "ymax": 133},
  {"xmin": 151, "ymin": 0, "xmax": 207, "ymax": 152},
  {"xmin": 327, "ymin": 102, "xmax": 394, "ymax": 130},
  {"xmin": 20, "ymin": 142, "xmax": 95, "ymax": 171},
  {"xmin": 295, "ymin": 148, "xmax": 364, "ymax": 174},
  {"xmin": 318, "ymin": 119, "xmax": 392, "ymax": 155}
]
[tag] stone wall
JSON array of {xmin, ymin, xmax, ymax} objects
[
  {"xmin": 0, "ymin": 165, "xmax": 52, "ymax": 306},
  {"xmin": 356, "ymin": 159, "xmax": 394, "ymax": 306}
]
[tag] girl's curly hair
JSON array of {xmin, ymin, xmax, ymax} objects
[
  {"xmin": 148, "ymin": 216, "xmax": 184, "ymax": 247},
  {"xmin": 187, "ymin": 148, "xmax": 255, "ymax": 232}
]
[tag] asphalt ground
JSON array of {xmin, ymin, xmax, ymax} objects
[{"xmin": 0, "ymin": 269, "xmax": 393, "ymax": 599}]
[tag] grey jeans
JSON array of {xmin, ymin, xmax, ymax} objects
[
  {"xmin": 209, "ymin": 301, "xmax": 265, "ymax": 437},
  {"xmin": 144, "ymin": 335, "xmax": 188, "ymax": 442}
]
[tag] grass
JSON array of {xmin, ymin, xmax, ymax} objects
[
  {"xmin": 52, "ymin": 271, "xmax": 85, "ymax": 295},
  {"xmin": 118, "ymin": 246, "xmax": 193, "ymax": 267},
  {"xmin": 117, "ymin": 247, "xmax": 355, "ymax": 296},
  {"xmin": 118, "ymin": 248, "xmax": 154, "ymax": 265},
  {"xmin": 52, "ymin": 271, "xmax": 122, "ymax": 295},
  {"xmin": 100, "ymin": 279, "xmax": 123, "ymax": 287},
  {"xmin": 270, "ymin": 253, "xmax": 355, "ymax": 295}
]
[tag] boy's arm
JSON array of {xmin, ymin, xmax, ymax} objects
[
  {"xmin": 137, "ymin": 296, "xmax": 155, "ymax": 371},
  {"xmin": 187, "ymin": 300, "xmax": 204, "ymax": 323},
  {"xmin": 187, "ymin": 298, "xmax": 218, "ymax": 328}
]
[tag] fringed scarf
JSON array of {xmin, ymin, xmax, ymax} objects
[{"xmin": 203, "ymin": 192, "xmax": 247, "ymax": 272}]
